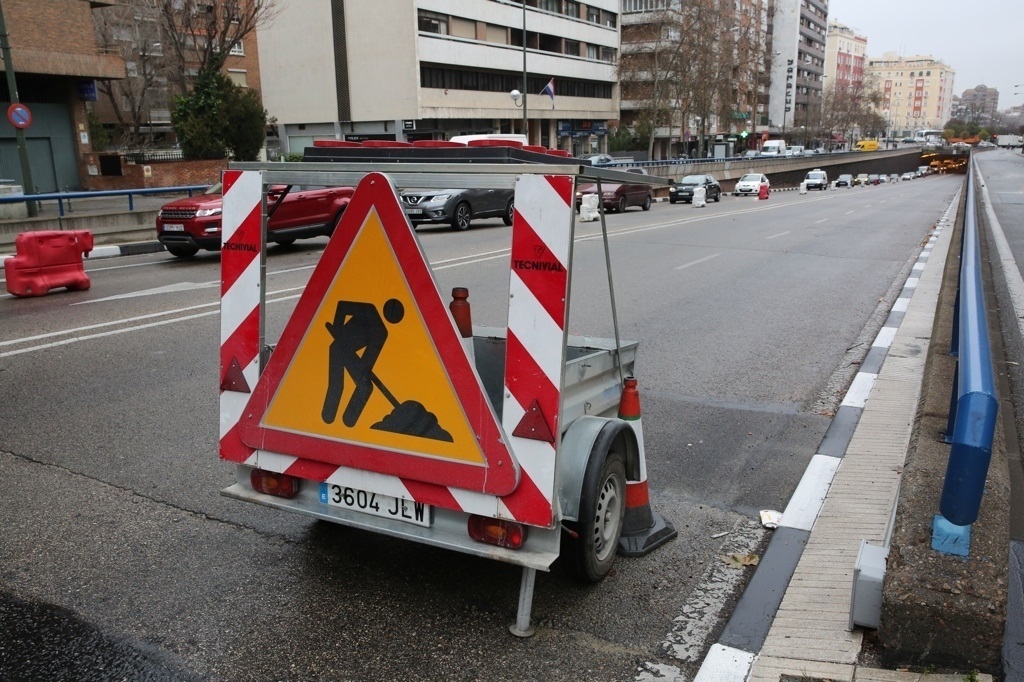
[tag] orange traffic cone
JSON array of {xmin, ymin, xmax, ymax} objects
[{"xmin": 617, "ymin": 377, "xmax": 678, "ymax": 556}]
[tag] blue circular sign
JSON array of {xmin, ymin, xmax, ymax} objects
[{"xmin": 7, "ymin": 103, "xmax": 32, "ymax": 130}]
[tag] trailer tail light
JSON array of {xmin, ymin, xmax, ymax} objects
[
  {"xmin": 250, "ymin": 469, "xmax": 300, "ymax": 499},
  {"xmin": 468, "ymin": 515, "xmax": 526, "ymax": 549}
]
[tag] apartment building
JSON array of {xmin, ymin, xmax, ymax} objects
[
  {"xmin": 866, "ymin": 52, "xmax": 956, "ymax": 135},
  {"xmin": 824, "ymin": 21, "xmax": 866, "ymax": 92},
  {"xmin": 958, "ymin": 84, "xmax": 999, "ymax": 122},
  {"xmin": 767, "ymin": 0, "xmax": 828, "ymax": 133},
  {"xmin": 258, "ymin": 0, "xmax": 620, "ymax": 156},
  {"xmin": 0, "ymin": 0, "xmax": 124, "ymax": 191},
  {"xmin": 618, "ymin": 0, "xmax": 770, "ymax": 158},
  {"xmin": 91, "ymin": 1, "xmax": 263, "ymax": 146}
]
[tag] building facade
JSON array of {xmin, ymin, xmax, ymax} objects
[
  {"xmin": 618, "ymin": 0, "xmax": 770, "ymax": 159},
  {"xmin": 767, "ymin": 0, "xmax": 828, "ymax": 134},
  {"xmin": 957, "ymin": 84, "xmax": 999, "ymax": 123},
  {"xmin": 824, "ymin": 21, "xmax": 866, "ymax": 92},
  {"xmin": 91, "ymin": 1, "xmax": 263, "ymax": 147},
  {"xmin": 258, "ymin": 0, "xmax": 620, "ymax": 156},
  {"xmin": 0, "ymin": 0, "xmax": 124, "ymax": 191},
  {"xmin": 866, "ymin": 52, "xmax": 956, "ymax": 136}
]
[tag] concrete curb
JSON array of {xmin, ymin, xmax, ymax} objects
[
  {"xmin": 690, "ymin": 194, "xmax": 961, "ymax": 681},
  {"xmin": 1, "ymin": 240, "xmax": 165, "ymax": 264}
]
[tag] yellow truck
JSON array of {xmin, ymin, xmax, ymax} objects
[{"xmin": 854, "ymin": 140, "xmax": 879, "ymax": 152}]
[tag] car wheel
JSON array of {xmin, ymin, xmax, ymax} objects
[
  {"xmin": 329, "ymin": 209, "xmax": 345, "ymax": 235},
  {"xmin": 617, "ymin": 197, "xmax": 627, "ymax": 213},
  {"xmin": 641, "ymin": 194, "xmax": 651, "ymax": 211},
  {"xmin": 669, "ymin": 198, "xmax": 677, "ymax": 204},
  {"xmin": 166, "ymin": 245, "xmax": 199, "ymax": 259},
  {"xmin": 562, "ymin": 447, "xmax": 626, "ymax": 583},
  {"xmin": 713, "ymin": 189, "xmax": 721, "ymax": 202},
  {"xmin": 450, "ymin": 202, "xmax": 471, "ymax": 231},
  {"xmin": 503, "ymin": 197, "xmax": 514, "ymax": 226},
  {"xmin": 274, "ymin": 238, "xmax": 296, "ymax": 247}
]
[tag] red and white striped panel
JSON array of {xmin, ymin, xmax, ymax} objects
[
  {"xmin": 219, "ymin": 169, "xmax": 263, "ymax": 464},
  {"xmin": 499, "ymin": 174, "xmax": 574, "ymax": 527}
]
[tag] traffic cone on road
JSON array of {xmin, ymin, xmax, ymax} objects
[{"xmin": 617, "ymin": 377, "xmax": 678, "ymax": 557}]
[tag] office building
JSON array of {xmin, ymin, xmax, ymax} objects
[{"xmin": 767, "ymin": 0, "xmax": 828, "ymax": 133}]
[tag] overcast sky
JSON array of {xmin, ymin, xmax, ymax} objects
[{"xmin": 828, "ymin": 0, "xmax": 1022, "ymax": 109}]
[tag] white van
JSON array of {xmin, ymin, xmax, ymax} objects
[
  {"xmin": 788, "ymin": 145, "xmax": 805, "ymax": 156},
  {"xmin": 760, "ymin": 140, "xmax": 787, "ymax": 156}
]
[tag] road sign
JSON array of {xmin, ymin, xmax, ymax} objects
[
  {"xmin": 239, "ymin": 172, "xmax": 519, "ymax": 496},
  {"xmin": 7, "ymin": 103, "xmax": 32, "ymax": 130}
]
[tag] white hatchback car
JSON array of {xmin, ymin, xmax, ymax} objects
[{"xmin": 734, "ymin": 173, "xmax": 769, "ymax": 196}]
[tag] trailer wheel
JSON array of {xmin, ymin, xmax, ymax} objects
[{"xmin": 563, "ymin": 448, "xmax": 626, "ymax": 583}]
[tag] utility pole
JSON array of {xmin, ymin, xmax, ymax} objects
[{"xmin": 0, "ymin": 0, "xmax": 37, "ymax": 216}]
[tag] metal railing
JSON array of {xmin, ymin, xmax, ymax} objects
[
  {"xmin": 939, "ymin": 161, "xmax": 999, "ymax": 529},
  {"xmin": 0, "ymin": 185, "xmax": 210, "ymax": 218}
]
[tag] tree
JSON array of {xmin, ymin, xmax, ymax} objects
[
  {"xmin": 93, "ymin": 0, "xmax": 167, "ymax": 148},
  {"xmin": 171, "ymin": 67, "xmax": 268, "ymax": 160},
  {"xmin": 159, "ymin": 0, "xmax": 279, "ymax": 96}
]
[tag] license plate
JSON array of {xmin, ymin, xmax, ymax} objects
[
  {"xmin": 163, "ymin": 224, "xmax": 185, "ymax": 232},
  {"xmin": 319, "ymin": 483, "xmax": 431, "ymax": 527},
  {"xmin": 404, "ymin": 208, "xmax": 423, "ymax": 215}
]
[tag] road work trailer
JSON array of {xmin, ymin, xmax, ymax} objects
[{"xmin": 217, "ymin": 148, "xmax": 676, "ymax": 634}]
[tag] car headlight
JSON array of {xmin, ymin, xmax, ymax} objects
[
  {"xmin": 602, "ymin": 192, "xmax": 616, "ymax": 198},
  {"xmin": 196, "ymin": 208, "xmax": 222, "ymax": 217},
  {"xmin": 430, "ymin": 194, "xmax": 451, "ymax": 202}
]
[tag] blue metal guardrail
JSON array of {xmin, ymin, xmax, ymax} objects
[
  {"xmin": 0, "ymin": 185, "xmax": 209, "ymax": 217},
  {"xmin": 934, "ymin": 161, "xmax": 999, "ymax": 554}
]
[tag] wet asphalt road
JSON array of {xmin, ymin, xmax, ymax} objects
[{"xmin": 0, "ymin": 175, "xmax": 962, "ymax": 681}]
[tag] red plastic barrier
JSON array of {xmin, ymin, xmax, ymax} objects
[
  {"xmin": 411, "ymin": 140, "xmax": 467, "ymax": 147},
  {"xmin": 312, "ymin": 140, "xmax": 362, "ymax": 147},
  {"xmin": 360, "ymin": 140, "xmax": 412, "ymax": 147},
  {"xmin": 523, "ymin": 145, "xmax": 549, "ymax": 153},
  {"xmin": 467, "ymin": 139, "xmax": 524, "ymax": 148},
  {"xmin": 758, "ymin": 183, "xmax": 770, "ymax": 200},
  {"xmin": 4, "ymin": 230, "xmax": 93, "ymax": 297}
]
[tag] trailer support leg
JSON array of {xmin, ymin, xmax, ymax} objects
[{"xmin": 509, "ymin": 567, "xmax": 537, "ymax": 637}]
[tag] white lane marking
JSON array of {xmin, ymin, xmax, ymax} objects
[
  {"xmin": 840, "ymin": 371, "xmax": 878, "ymax": 408},
  {"xmin": 649, "ymin": 519, "xmax": 764, "ymax": 665},
  {"xmin": 765, "ymin": 231, "xmax": 790, "ymax": 240},
  {"xmin": 780, "ymin": 454, "xmax": 842, "ymax": 531},
  {"xmin": 73, "ymin": 280, "xmax": 220, "ymax": 304},
  {"xmin": 675, "ymin": 253, "xmax": 721, "ymax": 270},
  {"xmin": 815, "ymin": 218, "xmax": 828, "ymax": 224},
  {"xmin": 845, "ymin": 210, "xmax": 854, "ymax": 214}
]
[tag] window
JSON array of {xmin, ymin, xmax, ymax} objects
[
  {"xmin": 538, "ymin": 0, "xmax": 560, "ymax": 11},
  {"xmin": 564, "ymin": 40, "xmax": 579, "ymax": 56},
  {"xmin": 227, "ymin": 69, "xmax": 247, "ymax": 87},
  {"xmin": 418, "ymin": 10, "xmax": 448, "ymax": 34},
  {"xmin": 586, "ymin": 44, "xmax": 598, "ymax": 60},
  {"xmin": 587, "ymin": 5, "xmax": 600, "ymax": 22},
  {"xmin": 229, "ymin": 40, "xmax": 244, "ymax": 56},
  {"xmin": 565, "ymin": 1, "xmax": 579, "ymax": 18},
  {"xmin": 600, "ymin": 46, "xmax": 616, "ymax": 62}
]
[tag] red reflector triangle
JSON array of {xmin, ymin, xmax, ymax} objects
[
  {"xmin": 221, "ymin": 357, "xmax": 251, "ymax": 393},
  {"xmin": 512, "ymin": 399, "xmax": 554, "ymax": 442}
]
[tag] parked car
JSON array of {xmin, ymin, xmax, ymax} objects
[
  {"xmin": 400, "ymin": 188, "xmax": 515, "ymax": 230},
  {"xmin": 575, "ymin": 170, "xmax": 653, "ymax": 213},
  {"xmin": 669, "ymin": 174, "xmax": 722, "ymax": 203},
  {"xmin": 583, "ymin": 153, "xmax": 615, "ymax": 166},
  {"xmin": 901, "ymin": 172, "xmax": 915, "ymax": 181},
  {"xmin": 889, "ymin": 174, "xmax": 900, "ymax": 183},
  {"xmin": 803, "ymin": 169, "xmax": 828, "ymax": 190},
  {"xmin": 877, "ymin": 174, "xmax": 888, "ymax": 184},
  {"xmin": 836, "ymin": 173, "xmax": 854, "ymax": 187},
  {"xmin": 156, "ymin": 182, "xmax": 353, "ymax": 258},
  {"xmin": 733, "ymin": 173, "xmax": 769, "ymax": 196},
  {"xmin": 853, "ymin": 174, "xmax": 871, "ymax": 186},
  {"xmin": 741, "ymin": 149, "xmax": 760, "ymax": 158}
]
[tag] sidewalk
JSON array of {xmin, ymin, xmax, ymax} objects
[{"xmin": 693, "ymin": 188, "xmax": 1002, "ymax": 681}]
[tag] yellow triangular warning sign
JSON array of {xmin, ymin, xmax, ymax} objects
[{"xmin": 239, "ymin": 173, "xmax": 519, "ymax": 496}]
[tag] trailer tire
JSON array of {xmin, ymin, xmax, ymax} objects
[{"xmin": 562, "ymin": 447, "xmax": 626, "ymax": 583}]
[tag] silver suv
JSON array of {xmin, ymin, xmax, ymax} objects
[{"xmin": 804, "ymin": 169, "xmax": 828, "ymax": 191}]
